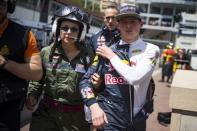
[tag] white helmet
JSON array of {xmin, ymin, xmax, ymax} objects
[{"xmin": 52, "ymin": 6, "xmax": 89, "ymax": 42}]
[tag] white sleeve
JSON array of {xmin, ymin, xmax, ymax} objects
[{"xmin": 110, "ymin": 46, "xmax": 159, "ymax": 85}]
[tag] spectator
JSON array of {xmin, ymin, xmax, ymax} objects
[
  {"xmin": 89, "ymin": 2, "xmax": 120, "ymax": 52},
  {"xmin": 160, "ymin": 44, "xmax": 176, "ymax": 83},
  {"xmin": 0, "ymin": 0, "xmax": 42, "ymax": 131}
]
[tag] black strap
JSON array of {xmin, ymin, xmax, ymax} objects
[
  {"xmin": 130, "ymin": 85, "xmax": 134, "ymax": 120},
  {"xmin": 116, "ymin": 44, "xmax": 135, "ymax": 122},
  {"xmin": 146, "ymin": 78, "xmax": 155, "ymax": 100},
  {"xmin": 125, "ymin": 51, "xmax": 134, "ymax": 121},
  {"xmin": 82, "ymin": 56, "xmax": 89, "ymax": 72},
  {"xmin": 52, "ymin": 54, "xmax": 63, "ymax": 75}
]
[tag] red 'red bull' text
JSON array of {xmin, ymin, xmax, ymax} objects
[{"xmin": 105, "ymin": 74, "xmax": 128, "ymax": 84}]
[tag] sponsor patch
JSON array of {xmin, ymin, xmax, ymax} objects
[
  {"xmin": 108, "ymin": 63, "xmax": 114, "ymax": 71},
  {"xmin": 105, "ymin": 74, "xmax": 128, "ymax": 85},
  {"xmin": 108, "ymin": 59, "xmax": 130, "ymax": 71},
  {"xmin": 130, "ymin": 60, "xmax": 136, "ymax": 66},
  {"xmin": 86, "ymin": 56, "xmax": 91, "ymax": 64},
  {"xmin": 81, "ymin": 88, "xmax": 95, "ymax": 99},
  {"xmin": 75, "ymin": 64, "xmax": 86, "ymax": 73},
  {"xmin": 122, "ymin": 60, "xmax": 129, "ymax": 65},
  {"xmin": 131, "ymin": 49, "xmax": 142, "ymax": 55},
  {"xmin": 92, "ymin": 55, "xmax": 99, "ymax": 66},
  {"xmin": 150, "ymin": 58, "xmax": 157, "ymax": 65}
]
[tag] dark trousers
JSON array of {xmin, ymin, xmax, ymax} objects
[
  {"xmin": 162, "ymin": 62, "xmax": 173, "ymax": 82},
  {"xmin": 133, "ymin": 117, "xmax": 146, "ymax": 131},
  {"xmin": 97, "ymin": 123, "xmax": 145, "ymax": 131},
  {"xmin": 0, "ymin": 100, "xmax": 21, "ymax": 131}
]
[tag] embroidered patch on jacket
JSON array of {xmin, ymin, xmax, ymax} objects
[
  {"xmin": 108, "ymin": 59, "xmax": 130, "ymax": 71},
  {"xmin": 92, "ymin": 55, "xmax": 99, "ymax": 66},
  {"xmin": 122, "ymin": 59, "xmax": 129, "ymax": 65},
  {"xmin": 131, "ymin": 49, "xmax": 142, "ymax": 55},
  {"xmin": 150, "ymin": 58, "xmax": 157, "ymax": 65},
  {"xmin": 81, "ymin": 88, "xmax": 95, "ymax": 99},
  {"xmin": 105, "ymin": 74, "xmax": 128, "ymax": 85},
  {"xmin": 75, "ymin": 64, "xmax": 86, "ymax": 73}
]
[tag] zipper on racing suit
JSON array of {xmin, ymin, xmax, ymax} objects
[{"xmin": 115, "ymin": 44, "xmax": 135, "ymax": 129}]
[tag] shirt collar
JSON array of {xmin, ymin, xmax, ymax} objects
[{"xmin": 119, "ymin": 38, "xmax": 142, "ymax": 47}]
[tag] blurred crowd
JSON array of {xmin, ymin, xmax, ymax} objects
[{"xmin": 159, "ymin": 43, "xmax": 192, "ymax": 83}]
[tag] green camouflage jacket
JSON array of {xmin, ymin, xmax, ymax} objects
[{"xmin": 28, "ymin": 43, "xmax": 94, "ymax": 105}]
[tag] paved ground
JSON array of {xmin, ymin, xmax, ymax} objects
[{"xmin": 21, "ymin": 70, "xmax": 172, "ymax": 131}]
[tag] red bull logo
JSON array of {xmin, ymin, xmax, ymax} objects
[
  {"xmin": 105, "ymin": 74, "xmax": 128, "ymax": 84},
  {"xmin": 108, "ymin": 63, "xmax": 115, "ymax": 71}
]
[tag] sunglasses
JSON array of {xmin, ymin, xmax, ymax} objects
[
  {"xmin": 60, "ymin": 26, "xmax": 79, "ymax": 33},
  {"xmin": 55, "ymin": 6, "xmax": 88, "ymax": 24}
]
